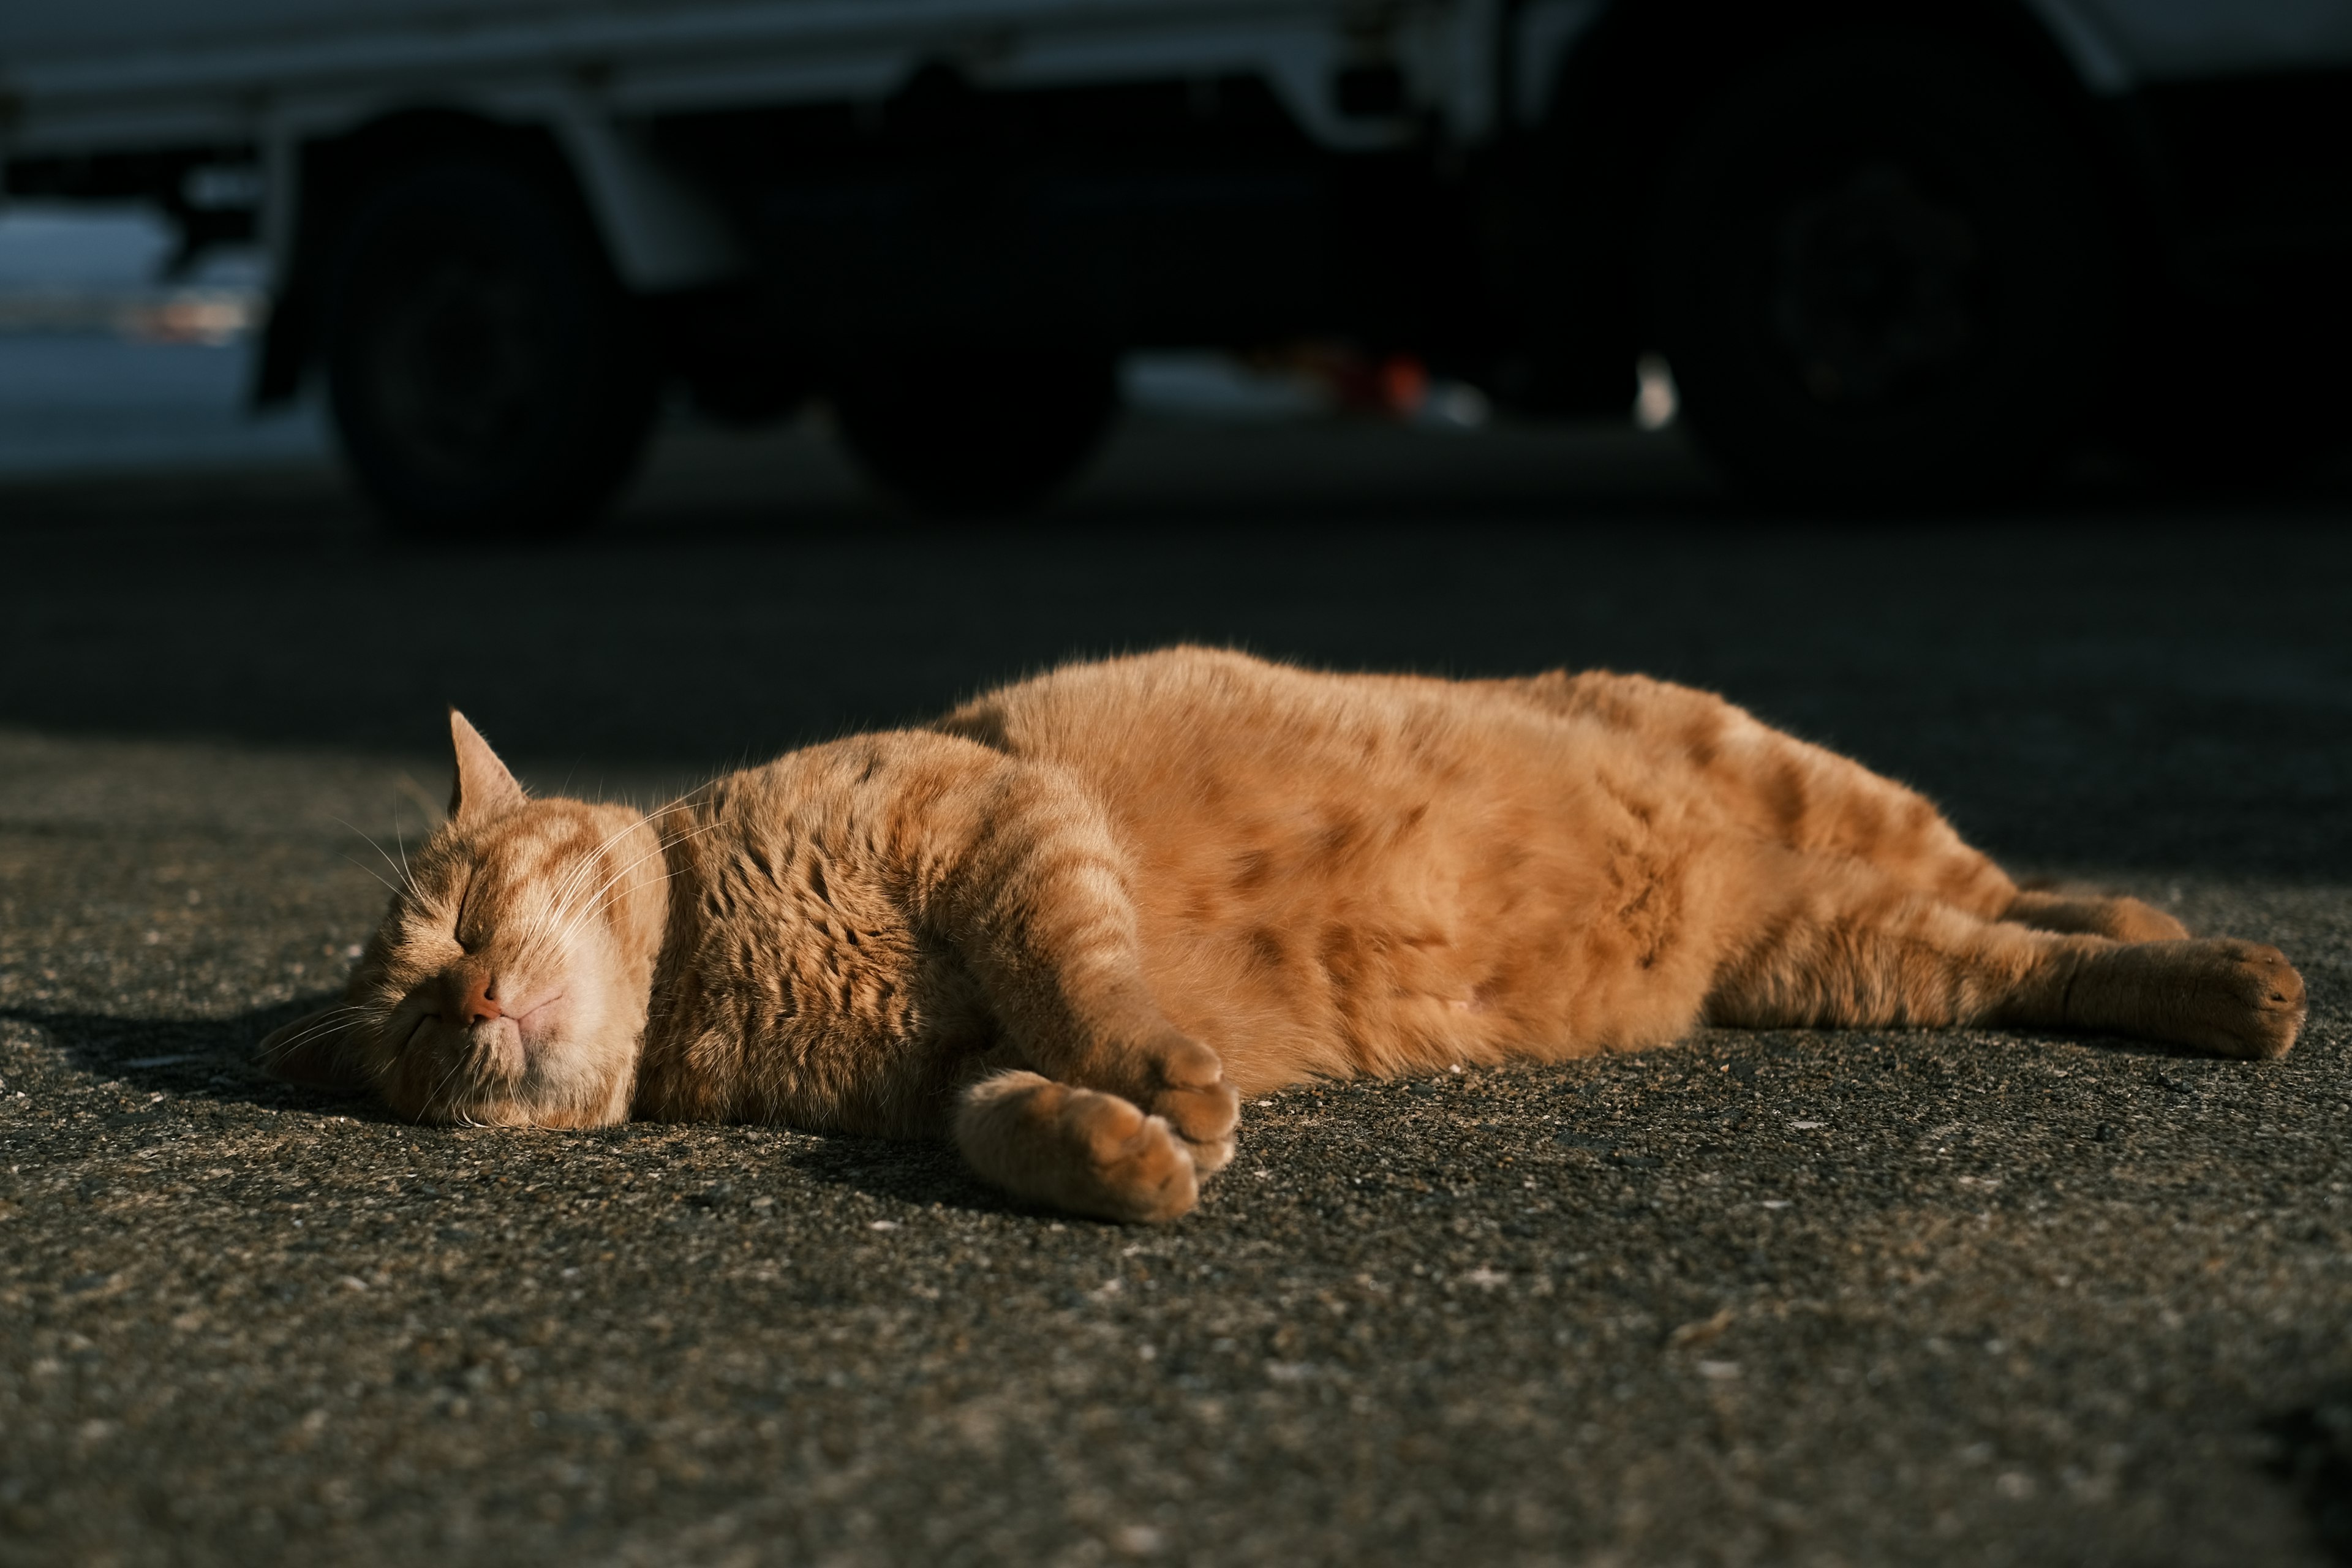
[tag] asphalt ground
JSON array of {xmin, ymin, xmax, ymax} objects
[{"xmin": 2, "ymin": 415, "xmax": 2350, "ymax": 1566}]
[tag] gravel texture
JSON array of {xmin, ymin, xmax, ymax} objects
[{"xmin": 1, "ymin": 420, "xmax": 2348, "ymax": 1566}]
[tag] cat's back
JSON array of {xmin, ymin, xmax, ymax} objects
[{"xmin": 935, "ymin": 646, "xmax": 1569, "ymax": 797}]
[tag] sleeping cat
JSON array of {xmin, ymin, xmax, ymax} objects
[{"xmin": 260, "ymin": 647, "xmax": 2306, "ymax": 1221}]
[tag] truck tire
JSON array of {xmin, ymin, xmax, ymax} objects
[
  {"xmin": 1649, "ymin": 36, "xmax": 2112, "ymax": 502},
  {"xmin": 323, "ymin": 161, "xmax": 656, "ymax": 538},
  {"xmin": 832, "ymin": 344, "xmax": 1118, "ymax": 516}
]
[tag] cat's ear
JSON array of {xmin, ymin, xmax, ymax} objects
[
  {"xmin": 254, "ymin": 1006, "xmax": 371, "ymax": 1092},
  {"xmin": 448, "ymin": 709, "xmax": 526, "ymax": 821}
]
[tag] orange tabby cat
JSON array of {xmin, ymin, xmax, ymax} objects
[{"xmin": 260, "ymin": 648, "xmax": 2305, "ymax": 1221}]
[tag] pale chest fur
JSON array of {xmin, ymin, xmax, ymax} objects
[{"xmin": 632, "ymin": 741, "xmax": 1000, "ymax": 1136}]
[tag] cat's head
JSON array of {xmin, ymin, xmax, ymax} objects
[{"xmin": 255, "ymin": 711, "xmax": 669, "ymax": 1128}]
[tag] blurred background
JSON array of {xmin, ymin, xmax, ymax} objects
[
  {"xmin": 0, "ymin": 197, "xmax": 1516, "ymax": 488},
  {"xmin": 0, "ymin": 2, "xmax": 2344, "ymax": 791},
  {"xmin": 1, "ymin": 0, "xmax": 2348, "ymax": 845},
  {"xmin": 0, "ymin": 203, "xmax": 314, "ymax": 477},
  {"xmin": 2, "ymin": 1, "xmax": 2347, "ymax": 534}
]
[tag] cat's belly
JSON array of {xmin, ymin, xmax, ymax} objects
[
  {"xmin": 1121, "ymin": 748, "xmax": 1750, "ymax": 1094},
  {"xmin": 941, "ymin": 655, "xmax": 1751, "ymax": 1091}
]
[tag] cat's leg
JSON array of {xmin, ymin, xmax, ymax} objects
[
  {"xmin": 1515, "ymin": 670, "xmax": 2181, "ymax": 939},
  {"xmin": 2018, "ymin": 937, "xmax": 2305, "ymax": 1058},
  {"xmin": 953, "ymin": 1069, "xmax": 1199, "ymax": 1222},
  {"xmin": 1705, "ymin": 859, "xmax": 2304, "ymax": 1058},
  {"xmin": 924, "ymin": 763, "xmax": 1241, "ymax": 1172},
  {"xmin": 1502, "ymin": 669, "xmax": 2024, "ymax": 916},
  {"xmin": 1997, "ymin": 887, "xmax": 2190, "ymax": 941}
]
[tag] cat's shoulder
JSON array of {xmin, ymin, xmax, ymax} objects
[
  {"xmin": 931, "ymin": 646, "xmax": 1314, "ymax": 747},
  {"xmin": 706, "ymin": 727, "xmax": 1017, "ymax": 815}
]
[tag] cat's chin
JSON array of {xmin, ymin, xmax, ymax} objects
[
  {"xmin": 357, "ymin": 992, "xmax": 638, "ymax": 1128},
  {"xmin": 369, "ymin": 1023, "xmax": 635, "ymax": 1129},
  {"xmin": 450, "ymin": 1016, "xmax": 527, "ymax": 1084},
  {"xmin": 413, "ymin": 1061, "xmax": 633, "ymax": 1128}
]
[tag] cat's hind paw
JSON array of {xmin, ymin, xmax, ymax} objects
[
  {"xmin": 2089, "ymin": 896, "xmax": 2193, "ymax": 943},
  {"xmin": 2003, "ymin": 889, "xmax": 2191, "ymax": 943},
  {"xmin": 2077, "ymin": 938, "xmax": 2307, "ymax": 1060},
  {"xmin": 2168, "ymin": 939, "xmax": 2306, "ymax": 1060}
]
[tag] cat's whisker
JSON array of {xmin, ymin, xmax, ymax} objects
[
  {"xmin": 421, "ymin": 1044, "xmax": 478, "ymax": 1122},
  {"xmin": 265, "ymin": 1003, "xmax": 371, "ymax": 1032},
  {"xmin": 262, "ymin": 1017, "xmax": 364, "ymax": 1057},
  {"xmin": 391, "ymin": 800, "xmax": 413, "ymax": 891},
  {"xmin": 536, "ymin": 797, "xmax": 712, "ymax": 942},
  {"xmin": 338, "ymin": 854, "xmax": 404, "ymax": 899},
  {"xmin": 540, "ymin": 867, "xmax": 689, "ymax": 964},
  {"xmin": 543, "ymin": 839, "xmax": 704, "ymax": 956},
  {"xmin": 540, "ymin": 807, "xmax": 660, "ymax": 934},
  {"xmin": 554, "ymin": 823, "xmax": 708, "ymax": 925},
  {"xmin": 262, "ymin": 1003, "xmax": 371, "ymax": 1037},
  {"xmin": 537, "ymin": 824, "xmax": 717, "ymax": 959},
  {"xmin": 257, "ymin": 1006, "xmax": 374, "ymax": 1060},
  {"xmin": 538, "ymin": 790, "xmax": 704, "ymax": 936},
  {"xmin": 334, "ymin": 818, "xmax": 415, "ymax": 899}
]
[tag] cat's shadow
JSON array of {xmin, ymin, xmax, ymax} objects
[
  {"xmin": 1, "ymin": 992, "xmax": 393, "ymax": 1118},
  {"xmin": 4, "ymin": 994, "xmax": 2233, "ymax": 1218},
  {"xmin": 770, "ymin": 1134, "xmax": 1028, "ymax": 1219},
  {"xmin": 8, "ymin": 989, "xmax": 2228, "ymax": 1106},
  {"xmin": 1, "ymin": 993, "xmax": 1038, "ymax": 1214}
]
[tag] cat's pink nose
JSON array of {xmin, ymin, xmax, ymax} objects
[{"xmin": 451, "ymin": 973, "xmax": 503, "ymax": 1027}]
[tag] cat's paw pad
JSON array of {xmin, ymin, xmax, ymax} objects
[
  {"xmin": 2120, "ymin": 938, "xmax": 2309, "ymax": 1059},
  {"xmin": 2183, "ymin": 940, "xmax": 2305, "ymax": 1059},
  {"xmin": 1146, "ymin": 1038, "xmax": 1238, "ymax": 1177},
  {"xmin": 1058, "ymin": 1088, "xmax": 1199, "ymax": 1223}
]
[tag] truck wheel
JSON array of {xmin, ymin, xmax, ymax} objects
[
  {"xmin": 1650, "ymin": 36, "xmax": 2111, "ymax": 501},
  {"xmin": 832, "ymin": 345, "xmax": 1117, "ymax": 516},
  {"xmin": 324, "ymin": 162, "xmax": 656, "ymax": 538}
]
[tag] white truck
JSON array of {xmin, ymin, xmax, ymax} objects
[{"xmin": 5, "ymin": 2, "xmax": 2348, "ymax": 531}]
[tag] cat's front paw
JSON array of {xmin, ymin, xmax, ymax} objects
[
  {"xmin": 1145, "ymin": 1036, "xmax": 1238, "ymax": 1176},
  {"xmin": 1057, "ymin": 1088, "xmax": 1200, "ymax": 1223},
  {"xmin": 954, "ymin": 1071, "xmax": 1200, "ymax": 1223}
]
